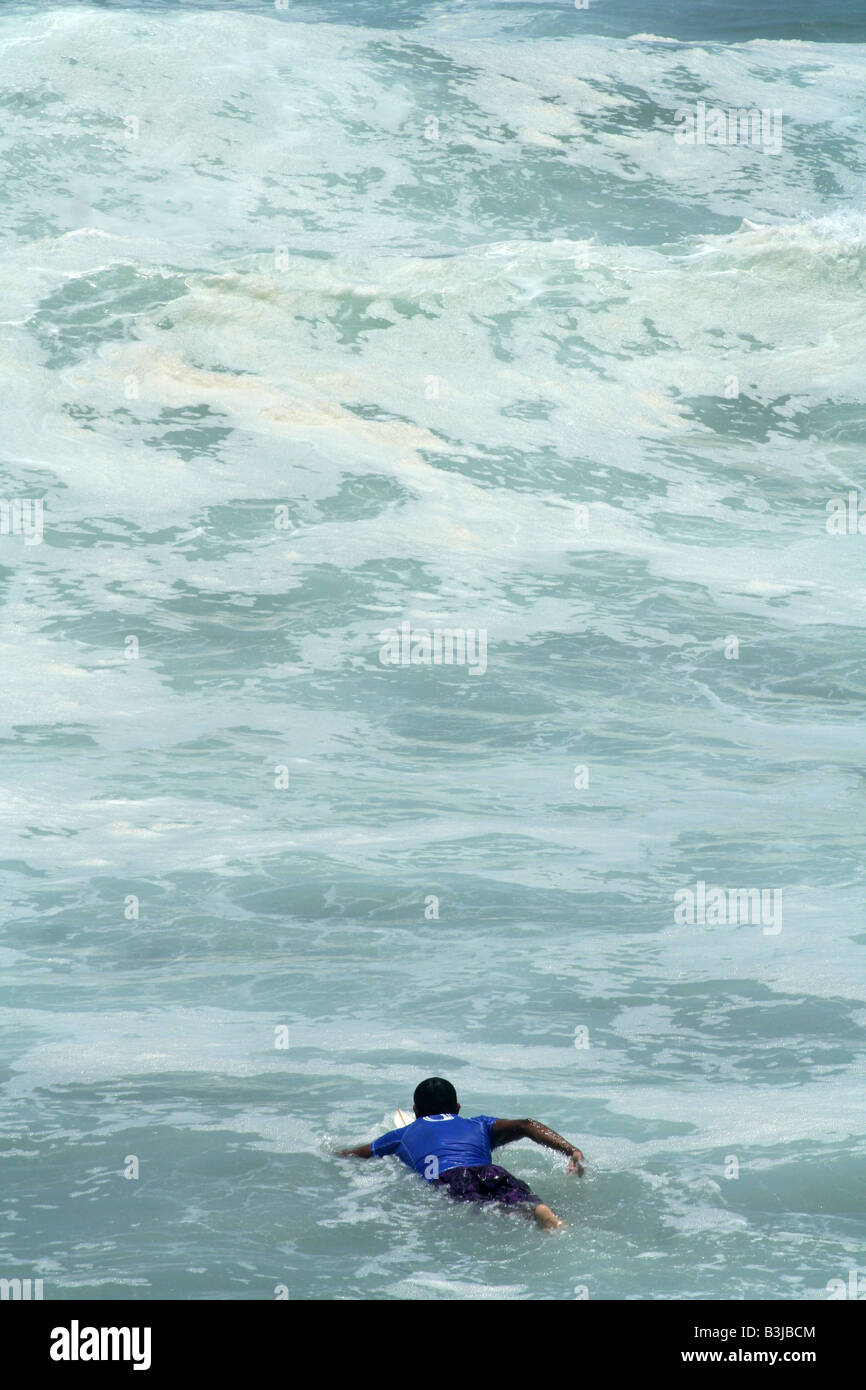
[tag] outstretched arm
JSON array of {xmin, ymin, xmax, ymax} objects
[
  {"xmin": 491, "ymin": 1119, "xmax": 585, "ymax": 1175},
  {"xmin": 337, "ymin": 1125, "xmax": 404, "ymax": 1162}
]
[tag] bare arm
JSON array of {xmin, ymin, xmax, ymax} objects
[
  {"xmin": 335, "ymin": 1143, "xmax": 373, "ymax": 1159},
  {"xmin": 491, "ymin": 1118, "xmax": 585, "ymax": 1175}
]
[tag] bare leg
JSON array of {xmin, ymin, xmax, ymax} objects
[{"xmin": 532, "ymin": 1202, "xmax": 565, "ymax": 1231}]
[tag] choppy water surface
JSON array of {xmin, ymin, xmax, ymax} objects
[{"xmin": 1, "ymin": 0, "xmax": 865, "ymax": 1300}]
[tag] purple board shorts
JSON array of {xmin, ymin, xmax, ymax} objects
[{"xmin": 433, "ymin": 1163, "xmax": 542, "ymax": 1209}]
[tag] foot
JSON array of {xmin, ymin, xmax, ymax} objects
[{"xmin": 533, "ymin": 1203, "xmax": 565, "ymax": 1231}]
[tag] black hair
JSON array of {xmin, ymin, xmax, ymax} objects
[{"xmin": 413, "ymin": 1077, "xmax": 458, "ymax": 1116}]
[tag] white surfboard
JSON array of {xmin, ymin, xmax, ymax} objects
[{"xmin": 393, "ymin": 1108, "xmax": 413, "ymax": 1129}]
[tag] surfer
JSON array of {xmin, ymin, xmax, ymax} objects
[{"xmin": 336, "ymin": 1076, "xmax": 584, "ymax": 1230}]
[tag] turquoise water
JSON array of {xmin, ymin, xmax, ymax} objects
[{"xmin": 1, "ymin": 0, "xmax": 865, "ymax": 1301}]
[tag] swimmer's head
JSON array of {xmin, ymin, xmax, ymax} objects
[{"xmin": 413, "ymin": 1077, "xmax": 459, "ymax": 1117}]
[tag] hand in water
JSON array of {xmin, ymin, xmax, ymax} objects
[{"xmin": 566, "ymin": 1149, "xmax": 585, "ymax": 1177}]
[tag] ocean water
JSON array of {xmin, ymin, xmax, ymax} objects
[{"xmin": 1, "ymin": 0, "xmax": 865, "ymax": 1302}]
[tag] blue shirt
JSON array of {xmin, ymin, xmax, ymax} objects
[{"xmin": 370, "ymin": 1113, "xmax": 500, "ymax": 1179}]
